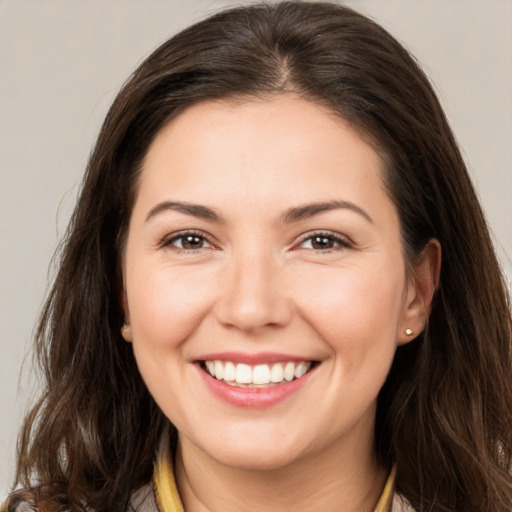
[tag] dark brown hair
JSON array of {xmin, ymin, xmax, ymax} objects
[{"xmin": 8, "ymin": 2, "xmax": 512, "ymax": 511}]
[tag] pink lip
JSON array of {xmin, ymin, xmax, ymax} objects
[
  {"xmin": 195, "ymin": 362, "xmax": 317, "ymax": 409},
  {"xmin": 196, "ymin": 351, "xmax": 312, "ymax": 365}
]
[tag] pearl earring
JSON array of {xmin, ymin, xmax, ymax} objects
[{"xmin": 405, "ymin": 328, "xmax": 414, "ymax": 336}]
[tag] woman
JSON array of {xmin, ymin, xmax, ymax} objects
[{"xmin": 4, "ymin": 2, "xmax": 512, "ymax": 511}]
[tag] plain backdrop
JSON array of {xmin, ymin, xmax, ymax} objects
[{"xmin": 1, "ymin": 0, "xmax": 511, "ymax": 497}]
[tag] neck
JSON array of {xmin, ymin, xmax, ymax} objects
[{"xmin": 174, "ymin": 428, "xmax": 387, "ymax": 512}]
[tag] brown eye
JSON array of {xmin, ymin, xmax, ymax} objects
[
  {"xmin": 181, "ymin": 235, "xmax": 205, "ymax": 249},
  {"xmin": 299, "ymin": 232, "xmax": 351, "ymax": 251},
  {"xmin": 165, "ymin": 232, "xmax": 212, "ymax": 250},
  {"xmin": 311, "ymin": 235, "xmax": 336, "ymax": 250}
]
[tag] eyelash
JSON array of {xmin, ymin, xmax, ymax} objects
[
  {"xmin": 160, "ymin": 230, "xmax": 352, "ymax": 253},
  {"xmin": 161, "ymin": 230, "xmax": 214, "ymax": 252},
  {"xmin": 296, "ymin": 231, "xmax": 352, "ymax": 252}
]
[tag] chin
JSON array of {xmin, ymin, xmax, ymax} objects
[
  {"xmin": 213, "ymin": 445, "xmax": 304, "ymax": 472},
  {"xmin": 191, "ymin": 428, "xmax": 309, "ymax": 472}
]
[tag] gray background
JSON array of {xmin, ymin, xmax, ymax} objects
[{"xmin": 1, "ymin": 0, "xmax": 511, "ymax": 496}]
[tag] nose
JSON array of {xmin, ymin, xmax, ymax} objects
[{"xmin": 214, "ymin": 248, "xmax": 292, "ymax": 333}]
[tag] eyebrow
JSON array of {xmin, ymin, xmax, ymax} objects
[
  {"xmin": 282, "ymin": 200, "xmax": 373, "ymax": 224},
  {"xmin": 145, "ymin": 201, "xmax": 225, "ymax": 223},
  {"xmin": 145, "ymin": 199, "xmax": 372, "ymax": 225}
]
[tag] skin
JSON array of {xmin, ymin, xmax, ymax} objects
[{"xmin": 121, "ymin": 95, "xmax": 439, "ymax": 512}]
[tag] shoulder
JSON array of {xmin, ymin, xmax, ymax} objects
[
  {"xmin": 129, "ymin": 482, "xmax": 158, "ymax": 512},
  {"xmin": 391, "ymin": 493, "xmax": 416, "ymax": 512}
]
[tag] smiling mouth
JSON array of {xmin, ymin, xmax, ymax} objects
[{"xmin": 200, "ymin": 360, "xmax": 316, "ymax": 388}]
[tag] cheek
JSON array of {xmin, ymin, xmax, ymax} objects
[
  {"xmin": 290, "ymin": 261, "xmax": 405, "ymax": 354},
  {"xmin": 126, "ymin": 262, "xmax": 216, "ymax": 351}
]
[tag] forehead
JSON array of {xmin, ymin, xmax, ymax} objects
[{"xmin": 139, "ymin": 95, "xmax": 387, "ymax": 200}]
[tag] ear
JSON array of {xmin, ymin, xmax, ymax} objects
[{"xmin": 398, "ymin": 239, "xmax": 441, "ymax": 345}]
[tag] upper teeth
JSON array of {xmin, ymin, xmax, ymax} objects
[{"xmin": 204, "ymin": 360, "xmax": 312, "ymax": 387}]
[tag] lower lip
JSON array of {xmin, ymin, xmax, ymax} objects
[{"xmin": 196, "ymin": 364, "xmax": 316, "ymax": 409}]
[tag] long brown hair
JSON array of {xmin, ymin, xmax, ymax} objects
[{"xmin": 7, "ymin": 2, "xmax": 512, "ymax": 511}]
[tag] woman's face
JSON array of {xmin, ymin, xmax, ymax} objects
[{"xmin": 122, "ymin": 95, "xmax": 422, "ymax": 470}]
